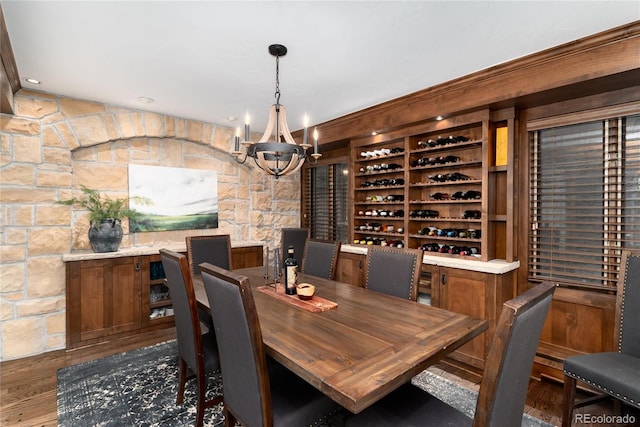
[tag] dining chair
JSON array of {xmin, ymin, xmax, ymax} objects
[
  {"xmin": 345, "ymin": 280, "xmax": 556, "ymax": 427},
  {"xmin": 185, "ymin": 234, "xmax": 233, "ymax": 331},
  {"xmin": 561, "ymin": 250, "xmax": 640, "ymax": 426},
  {"xmin": 301, "ymin": 238, "xmax": 342, "ymax": 280},
  {"xmin": 199, "ymin": 262, "xmax": 341, "ymax": 427},
  {"xmin": 159, "ymin": 249, "xmax": 222, "ymax": 427},
  {"xmin": 281, "ymin": 227, "xmax": 309, "ymax": 266},
  {"xmin": 363, "ymin": 246, "xmax": 424, "ymax": 301},
  {"xmin": 185, "ymin": 234, "xmax": 233, "ymax": 277}
]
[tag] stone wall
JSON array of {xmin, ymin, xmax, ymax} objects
[{"xmin": 0, "ymin": 89, "xmax": 301, "ymax": 361}]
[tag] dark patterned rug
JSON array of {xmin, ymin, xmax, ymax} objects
[
  {"xmin": 57, "ymin": 340, "xmax": 345, "ymax": 427},
  {"xmin": 58, "ymin": 340, "xmax": 553, "ymax": 427},
  {"xmin": 412, "ymin": 368, "xmax": 555, "ymax": 427},
  {"xmin": 57, "ymin": 340, "xmax": 225, "ymax": 426}
]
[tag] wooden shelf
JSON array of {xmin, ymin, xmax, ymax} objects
[{"xmin": 150, "ymin": 299, "xmax": 172, "ymax": 309}]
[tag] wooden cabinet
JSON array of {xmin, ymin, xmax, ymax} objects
[
  {"xmin": 66, "ymin": 257, "xmax": 142, "ymax": 348},
  {"xmin": 430, "ymin": 265, "xmax": 515, "ymax": 368},
  {"xmin": 65, "ymin": 245, "xmax": 263, "ymax": 348},
  {"xmin": 232, "ymin": 245, "xmax": 264, "ymax": 270},
  {"xmin": 336, "ymin": 251, "xmax": 365, "ymax": 287}
]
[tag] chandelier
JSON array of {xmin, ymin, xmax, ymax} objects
[{"xmin": 232, "ymin": 44, "xmax": 321, "ymax": 179}]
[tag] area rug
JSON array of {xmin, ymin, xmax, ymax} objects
[
  {"xmin": 58, "ymin": 340, "xmax": 553, "ymax": 426},
  {"xmin": 412, "ymin": 367, "xmax": 555, "ymax": 427},
  {"xmin": 57, "ymin": 340, "xmax": 345, "ymax": 427},
  {"xmin": 57, "ymin": 340, "xmax": 225, "ymax": 427}
]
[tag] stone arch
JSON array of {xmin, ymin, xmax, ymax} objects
[
  {"xmin": 44, "ymin": 97, "xmax": 236, "ymax": 155},
  {"xmin": 0, "ymin": 90, "xmax": 301, "ymax": 360}
]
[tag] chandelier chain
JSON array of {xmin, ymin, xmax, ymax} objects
[
  {"xmin": 274, "ymin": 54, "xmax": 281, "ymax": 140},
  {"xmin": 275, "ymin": 54, "xmax": 281, "ymax": 105}
]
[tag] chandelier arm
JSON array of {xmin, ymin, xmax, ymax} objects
[
  {"xmin": 276, "ymin": 105, "xmax": 298, "ymax": 145},
  {"xmin": 288, "ymin": 156, "xmax": 307, "ymax": 174},
  {"xmin": 253, "ymin": 160, "xmax": 277, "ymax": 176},
  {"xmin": 234, "ymin": 150, "xmax": 250, "ymax": 164},
  {"xmin": 249, "ymin": 142, "xmax": 304, "ymax": 178},
  {"xmin": 253, "ymin": 152, "xmax": 279, "ymax": 177},
  {"xmin": 259, "ymin": 105, "xmax": 279, "ymax": 143},
  {"xmin": 278, "ymin": 151, "xmax": 306, "ymax": 176}
]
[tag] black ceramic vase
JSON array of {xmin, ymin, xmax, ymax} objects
[{"xmin": 88, "ymin": 219, "xmax": 123, "ymax": 253}]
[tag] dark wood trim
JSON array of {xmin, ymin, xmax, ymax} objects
[
  {"xmin": 527, "ymin": 99, "xmax": 640, "ymax": 130},
  {"xmin": 300, "ymin": 21, "xmax": 640, "ymax": 145},
  {"xmin": 0, "ymin": 4, "xmax": 21, "ymax": 114}
]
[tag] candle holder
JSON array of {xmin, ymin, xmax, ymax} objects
[
  {"xmin": 264, "ymin": 247, "xmax": 270, "ymax": 279},
  {"xmin": 272, "ymin": 248, "xmax": 281, "ymax": 285}
]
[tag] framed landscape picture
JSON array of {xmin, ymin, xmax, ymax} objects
[{"xmin": 128, "ymin": 164, "xmax": 218, "ymax": 232}]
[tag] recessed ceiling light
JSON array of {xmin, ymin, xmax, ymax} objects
[
  {"xmin": 137, "ymin": 97, "xmax": 154, "ymax": 104},
  {"xmin": 371, "ymin": 131, "xmax": 378, "ymax": 136},
  {"xmin": 436, "ymin": 115, "xmax": 444, "ymax": 121},
  {"xmin": 226, "ymin": 116, "xmax": 238, "ymax": 122},
  {"xmin": 24, "ymin": 77, "xmax": 41, "ymax": 84}
]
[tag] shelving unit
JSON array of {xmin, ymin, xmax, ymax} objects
[
  {"xmin": 346, "ymin": 109, "xmax": 517, "ymax": 367},
  {"xmin": 407, "ymin": 123, "xmax": 488, "ymax": 260},
  {"xmin": 352, "ymin": 138, "xmax": 407, "ymax": 248},
  {"xmin": 146, "ymin": 255, "xmax": 174, "ymax": 323},
  {"xmin": 349, "ymin": 109, "xmax": 510, "ymax": 263}
]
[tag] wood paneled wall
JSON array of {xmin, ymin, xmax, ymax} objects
[
  {"xmin": 299, "ymin": 21, "xmax": 640, "ymax": 145},
  {"xmin": 310, "ymin": 21, "xmax": 640, "ymax": 379}
]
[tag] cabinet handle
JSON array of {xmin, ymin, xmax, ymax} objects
[
  {"xmin": 359, "ymin": 260, "xmax": 363, "ymax": 269},
  {"xmin": 442, "ymin": 274, "xmax": 446, "ymax": 285},
  {"xmin": 135, "ymin": 262, "xmax": 141, "ymax": 272}
]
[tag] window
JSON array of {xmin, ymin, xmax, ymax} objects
[
  {"xmin": 302, "ymin": 162, "xmax": 349, "ymax": 243},
  {"xmin": 529, "ymin": 114, "xmax": 640, "ymax": 289}
]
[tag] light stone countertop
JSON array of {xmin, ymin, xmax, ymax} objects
[
  {"xmin": 61, "ymin": 241, "xmax": 264, "ymax": 262},
  {"xmin": 341, "ymin": 244, "xmax": 520, "ymax": 275},
  {"xmin": 62, "ymin": 241, "xmax": 519, "ymax": 275}
]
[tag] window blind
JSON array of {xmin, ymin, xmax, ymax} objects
[
  {"xmin": 529, "ymin": 114, "xmax": 640, "ymax": 289},
  {"xmin": 302, "ymin": 162, "xmax": 349, "ymax": 243}
]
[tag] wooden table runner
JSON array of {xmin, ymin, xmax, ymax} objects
[{"xmin": 257, "ymin": 284, "xmax": 338, "ymax": 313}]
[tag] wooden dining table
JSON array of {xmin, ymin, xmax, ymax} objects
[{"xmin": 193, "ymin": 266, "xmax": 487, "ymax": 414}]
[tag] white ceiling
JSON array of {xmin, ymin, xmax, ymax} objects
[{"xmin": 3, "ymin": 1, "xmax": 639, "ymax": 133}]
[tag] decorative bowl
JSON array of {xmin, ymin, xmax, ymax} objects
[{"xmin": 296, "ymin": 283, "xmax": 315, "ymax": 300}]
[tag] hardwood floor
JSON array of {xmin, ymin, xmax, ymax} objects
[
  {"xmin": 0, "ymin": 328, "xmax": 176, "ymax": 427},
  {"xmin": 1, "ymin": 327, "xmax": 637, "ymax": 427}
]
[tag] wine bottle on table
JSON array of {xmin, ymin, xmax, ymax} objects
[{"xmin": 284, "ymin": 246, "xmax": 298, "ymax": 295}]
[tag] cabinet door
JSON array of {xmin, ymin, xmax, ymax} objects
[
  {"xmin": 231, "ymin": 245, "xmax": 264, "ymax": 269},
  {"xmin": 336, "ymin": 252, "xmax": 365, "ymax": 287},
  {"xmin": 432, "ymin": 266, "xmax": 488, "ymax": 367},
  {"xmin": 66, "ymin": 257, "xmax": 142, "ymax": 347}
]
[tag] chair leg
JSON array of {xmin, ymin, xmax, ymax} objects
[
  {"xmin": 224, "ymin": 405, "xmax": 236, "ymax": 427},
  {"xmin": 562, "ymin": 375, "xmax": 577, "ymax": 427},
  {"xmin": 177, "ymin": 357, "xmax": 187, "ymax": 405},
  {"xmin": 196, "ymin": 372, "xmax": 206, "ymax": 427}
]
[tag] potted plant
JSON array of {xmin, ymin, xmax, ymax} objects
[{"xmin": 58, "ymin": 186, "xmax": 143, "ymax": 253}]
